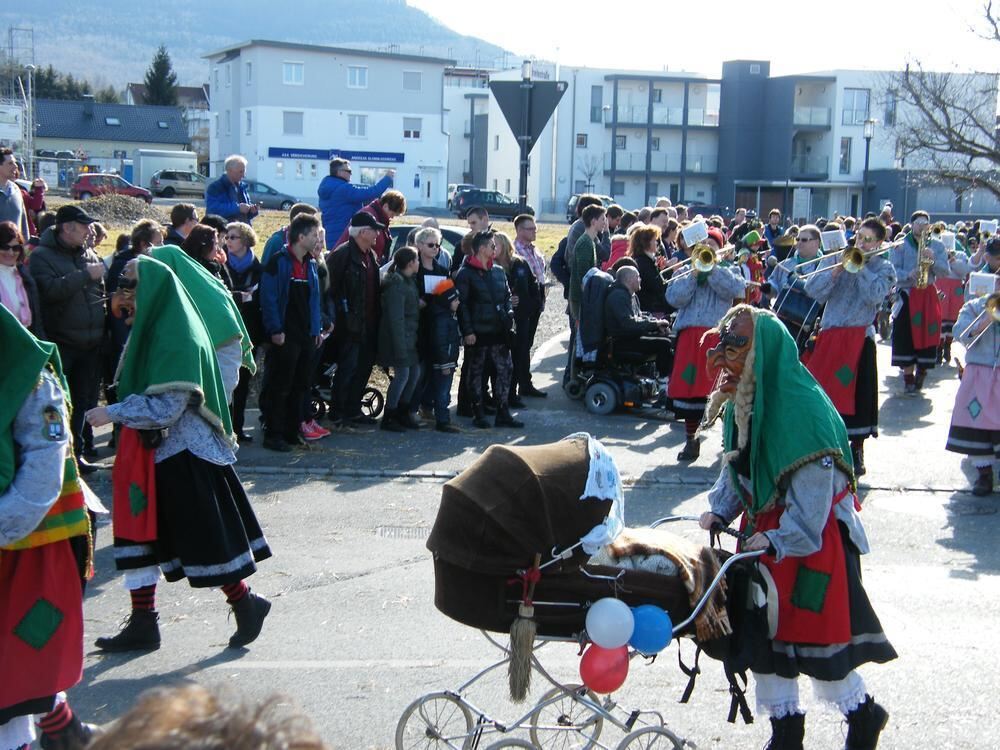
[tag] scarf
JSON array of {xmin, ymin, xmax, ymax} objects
[
  {"xmin": 150, "ymin": 245, "xmax": 255, "ymax": 374},
  {"xmin": 115, "ymin": 256, "xmax": 233, "ymax": 440},
  {"xmin": 0, "ymin": 265, "xmax": 31, "ymax": 327},
  {"xmin": 227, "ymin": 247, "xmax": 256, "ymax": 274},
  {"xmin": 724, "ymin": 311, "xmax": 853, "ymax": 516}
]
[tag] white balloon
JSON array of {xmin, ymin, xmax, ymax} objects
[{"xmin": 585, "ymin": 597, "xmax": 635, "ymax": 649}]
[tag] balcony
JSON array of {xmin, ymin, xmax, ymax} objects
[
  {"xmin": 611, "ymin": 105, "xmax": 649, "ymax": 125},
  {"xmin": 793, "ymin": 106, "xmax": 831, "ymax": 127},
  {"xmin": 651, "ymin": 106, "xmax": 685, "ymax": 126},
  {"xmin": 603, "ymin": 152, "xmax": 683, "ymax": 173},
  {"xmin": 790, "ymin": 155, "xmax": 830, "ymax": 179},
  {"xmin": 686, "ymin": 154, "xmax": 718, "ymax": 173},
  {"xmin": 687, "ymin": 109, "xmax": 720, "ymax": 127}
]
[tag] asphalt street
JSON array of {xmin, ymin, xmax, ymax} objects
[{"xmin": 73, "ymin": 333, "xmax": 999, "ymax": 749}]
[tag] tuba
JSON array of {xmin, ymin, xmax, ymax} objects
[{"xmin": 916, "ymin": 228, "xmax": 934, "ymax": 289}]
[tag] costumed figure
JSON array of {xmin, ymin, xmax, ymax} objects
[
  {"xmin": 803, "ymin": 218, "xmax": 896, "ymax": 476},
  {"xmin": 698, "ymin": 305, "xmax": 897, "ymax": 750},
  {"xmin": 945, "ymin": 241, "xmax": 1000, "ymax": 496},
  {"xmin": 148, "ymin": 244, "xmax": 256, "ymax": 403},
  {"xmin": 86, "ymin": 256, "xmax": 271, "ymax": 653},
  {"xmin": 888, "ymin": 211, "xmax": 949, "ymax": 394},
  {"xmin": 935, "ymin": 232, "xmax": 974, "ymax": 366},
  {"xmin": 0, "ymin": 305, "xmax": 100, "ymax": 750},
  {"xmin": 665, "ymin": 227, "xmax": 745, "ymax": 461}
]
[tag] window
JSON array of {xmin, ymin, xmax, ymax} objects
[
  {"xmin": 839, "ymin": 137, "xmax": 852, "ymax": 174},
  {"xmin": 214, "ymin": 113, "xmax": 220, "ymax": 137},
  {"xmin": 295, "ymin": 162, "xmax": 304, "ymax": 179},
  {"xmin": 884, "ymin": 89, "xmax": 897, "ymax": 127},
  {"xmin": 652, "ymin": 89, "xmax": 662, "ymax": 103},
  {"xmin": 403, "ymin": 117, "xmax": 422, "ymax": 139},
  {"xmin": 648, "ymin": 182, "xmax": 658, "ymax": 198},
  {"xmin": 283, "ymin": 111, "xmax": 303, "ymax": 135},
  {"xmin": 493, "ymin": 179, "xmax": 498, "ymax": 190},
  {"xmin": 310, "ymin": 163, "xmax": 318, "ymax": 179},
  {"xmin": 574, "ymin": 179, "xmax": 587, "ymax": 192},
  {"xmin": 505, "ymin": 179, "xmax": 511, "ymax": 194},
  {"xmin": 213, "ymin": 68, "xmax": 219, "ymax": 89},
  {"xmin": 282, "ymin": 62, "xmax": 304, "ymax": 86},
  {"xmin": 494, "ymin": 134, "xmax": 500, "ymax": 151},
  {"xmin": 650, "ymin": 136, "xmax": 660, "ymax": 151},
  {"xmin": 348, "ymin": 66, "xmax": 368, "ymax": 89},
  {"xmin": 245, "ymin": 62, "xmax": 252, "ymax": 85},
  {"xmin": 611, "ymin": 180, "xmax": 625, "ymax": 195},
  {"xmin": 590, "ymin": 85, "xmax": 603, "ymax": 123},
  {"xmin": 576, "ymin": 133, "xmax": 588, "ymax": 148},
  {"xmin": 225, "ymin": 63, "xmax": 231, "ymax": 87},
  {"xmin": 275, "ymin": 161, "xmax": 284, "ymax": 178},
  {"xmin": 749, "ymin": 64, "xmax": 761, "ymax": 75},
  {"xmin": 245, "ymin": 110, "xmax": 252, "ymax": 135},
  {"xmin": 402, "ymin": 71, "xmax": 422, "ymax": 91},
  {"xmin": 224, "ymin": 110, "xmax": 231, "ymax": 135},
  {"xmin": 157, "ymin": 121, "xmax": 168, "ymax": 129},
  {"xmin": 841, "ymin": 88, "xmax": 870, "ymax": 125},
  {"xmin": 348, "ymin": 114, "xmax": 367, "ymax": 137},
  {"xmin": 615, "ymin": 135, "xmax": 627, "ymax": 150},
  {"xmin": 105, "ymin": 117, "xmax": 121, "ymax": 126}
]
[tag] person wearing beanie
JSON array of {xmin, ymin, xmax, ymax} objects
[{"xmin": 665, "ymin": 227, "xmax": 746, "ymax": 461}]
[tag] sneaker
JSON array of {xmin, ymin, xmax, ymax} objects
[{"xmin": 301, "ymin": 420, "xmax": 330, "ymax": 439}]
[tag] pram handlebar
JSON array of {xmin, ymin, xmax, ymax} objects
[{"xmin": 670, "ymin": 548, "xmax": 764, "ymax": 636}]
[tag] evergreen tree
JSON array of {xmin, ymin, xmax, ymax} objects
[{"xmin": 143, "ymin": 45, "xmax": 178, "ymax": 106}]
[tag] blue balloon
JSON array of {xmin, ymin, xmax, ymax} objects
[{"xmin": 628, "ymin": 605, "xmax": 673, "ymax": 654}]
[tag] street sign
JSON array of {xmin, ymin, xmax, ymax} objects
[{"xmin": 490, "ymin": 80, "xmax": 568, "ymax": 154}]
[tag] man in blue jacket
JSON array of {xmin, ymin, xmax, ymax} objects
[
  {"xmin": 205, "ymin": 155, "xmax": 259, "ymax": 224},
  {"xmin": 317, "ymin": 157, "xmax": 394, "ymax": 249},
  {"xmin": 259, "ymin": 212, "xmax": 323, "ymax": 452}
]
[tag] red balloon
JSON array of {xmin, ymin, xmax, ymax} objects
[{"xmin": 579, "ymin": 644, "xmax": 630, "ymax": 694}]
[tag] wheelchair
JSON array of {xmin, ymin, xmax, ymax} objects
[{"xmin": 577, "ymin": 338, "xmax": 666, "ymax": 417}]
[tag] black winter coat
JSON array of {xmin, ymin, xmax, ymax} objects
[
  {"xmin": 633, "ymin": 253, "xmax": 668, "ymax": 315},
  {"xmin": 326, "ymin": 238, "xmax": 380, "ymax": 342},
  {"xmin": 455, "ymin": 259, "xmax": 513, "ymax": 344},
  {"xmin": 225, "ymin": 254, "xmax": 264, "ymax": 346},
  {"xmin": 505, "ymin": 255, "xmax": 543, "ymax": 323}
]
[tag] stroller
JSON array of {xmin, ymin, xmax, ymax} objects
[{"xmin": 401, "ymin": 435, "xmax": 761, "ymax": 749}]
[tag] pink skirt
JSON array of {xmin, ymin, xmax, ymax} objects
[{"xmin": 950, "ymin": 363, "xmax": 1000, "ymax": 430}]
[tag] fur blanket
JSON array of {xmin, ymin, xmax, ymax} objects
[{"xmin": 589, "ymin": 526, "xmax": 731, "ymax": 642}]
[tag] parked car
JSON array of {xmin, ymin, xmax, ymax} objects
[
  {"xmin": 150, "ymin": 169, "xmax": 207, "ymax": 197},
  {"xmin": 452, "ymin": 189, "xmax": 533, "ymax": 220},
  {"xmin": 565, "ymin": 194, "xmax": 614, "ymax": 223},
  {"xmin": 447, "ymin": 183, "xmax": 475, "ymax": 209},
  {"xmin": 386, "ymin": 223, "xmax": 467, "ymax": 261},
  {"xmin": 244, "ymin": 180, "xmax": 296, "ymax": 211},
  {"xmin": 71, "ymin": 173, "xmax": 152, "ymax": 204}
]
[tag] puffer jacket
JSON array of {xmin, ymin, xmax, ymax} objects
[
  {"xmin": 454, "ymin": 256, "xmax": 513, "ymax": 342},
  {"xmin": 28, "ymin": 226, "xmax": 106, "ymax": 349},
  {"xmin": 377, "ymin": 270, "xmax": 420, "ymax": 368}
]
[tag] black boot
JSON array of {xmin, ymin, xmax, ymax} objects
[
  {"xmin": 678, "ymin": 437, "xmax": 701, "ymax": 461},
  {"xmin": 229, "ymin": 591, "xmax": 272, "ymax": 648},
  {"xmin": 764, "ymin": 713, "xmax": 805, "ymax": 750},
  {"xmin": 942, "ymin": 340, "xmax": 952, "ymax": 364},
  {"xmin": 40, "ymin": 713, "xmax": 103, "ymax": 750},
  {"xmin": 380, "ymin": 407, "xmax": 405, "ymax": 432},
  {"xmin": 471, "ymin": 403, "xmax": 490, "ymax": 429},
  {"xmin": 494, "ymin": 406, "xmax": 524, "ymax": 428},
  {"xmin": 914, "ymin": 367, "xmax": 928, "ymax": 391},
  {"xmin": 94, "ymin": 610, "xmax": 160, "ymax": 652},
  {"xmin": 396, "ymin": 403, "xmax": 421, "ymax": 429},
  {"xmin": 844, "ymin": 696, "xmax": 888, "ymax": 750},
  {"xmin": 972, "ymin": 466, "xmax": 994, "ymax": 496},
  {"xmin": 852, "ymin": 442, "xmax": 866, "ymax": 477}
]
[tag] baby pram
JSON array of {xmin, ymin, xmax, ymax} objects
[{"xmin": 401, "ymin": 435, "xmax": 761, "ymax": 749}]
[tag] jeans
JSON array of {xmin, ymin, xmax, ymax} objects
[
  {"xmin": 57, "ymin": 343, "xmax": 102, "ymax": 459},
  {"xmin": 432, "ymin": 368, "xmax": 456, "ymax": 424},
  {"xmin": 386, "ymin": 363, "xmax": 422, "ymax": 409}
]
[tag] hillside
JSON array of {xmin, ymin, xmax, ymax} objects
[{"xmin": 1, "ymin": 0, "xmax": 511, "ymax": 89}]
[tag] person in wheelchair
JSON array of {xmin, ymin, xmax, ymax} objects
[{"xmin": 603, "ymin": 265, "xmax": 673, "ymax": 379}]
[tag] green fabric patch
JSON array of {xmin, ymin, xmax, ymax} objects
[
  {"xmin": 681, "ymin": 363, "xmax": 697, "ymax": 385},
  {"xmin": 928, "ymin": 322, "xmax": 939, "ymax": 335},
  {"xmin": 14, "ymin": 598, "xmax": 63, "ymax": 650},
  {"xmin": 129, "ymin": 482, "xmax": 148, "ymax": 517},
  {"xmin": 791, "ymin": 566, "xmax": 831, "ymax": 614},
  {"xmin": 834, "ymin": 365, "xmax": 855, "ymax": 387},
  {"xmin": 912, "ymin": 311, "xmax": 924, "ymax": 326},
  {"xmin": 955, "ymin": 287, "xmax": 965, "ymax": 299}
]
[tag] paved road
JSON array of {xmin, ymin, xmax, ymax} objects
[{"xmin": 74, "ymin": 335, "xmax": 999, "ymax": 749}]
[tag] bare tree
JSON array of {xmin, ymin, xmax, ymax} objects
[
  {"xmin": 577, "ymin": 154, "xmax": 602, "ymax": 191},
  {"xmin": 884, "ymin": 2, "xmax": 1000, "ymax": 202}
]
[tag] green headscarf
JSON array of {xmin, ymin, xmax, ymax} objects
[
  {"xmin": 149, "ymin": 245, "xmax": 256, "ymax": 373},
  {"xmin": 0, "ymin": 305, "xmax": 67, "ymax": 495},
  {"xmin": 115, "ymin": 256, "xmax": 233, "ymax": 440},
  {"xmin": 724, "ymin": 310, "xmax": 854, "ymax": 516}
]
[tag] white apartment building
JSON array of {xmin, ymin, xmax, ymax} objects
[
  {"xmin": 204, "ymin": 40, "xmax": 454, "ymax": 207},
  {"xmin": 442, "ymin": 67, "xmax": 490, "ymax": 189}
]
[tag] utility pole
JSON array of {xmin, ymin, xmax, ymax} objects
[{"xmin": 517, "ymin": 60, "xmax": 532, "ymax": 212}]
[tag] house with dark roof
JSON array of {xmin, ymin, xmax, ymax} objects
[
  {"xmin": 125, "ymin": 83, "xmax": 210, "ymax": 110},
  {"xmin": 34, "ymin": 97, "xmax": 190, "ymax": 172}
]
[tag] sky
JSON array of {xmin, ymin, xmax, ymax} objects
[{"xmin": 408, "ymin": 0, "xmax": 999, "ymax": 77}]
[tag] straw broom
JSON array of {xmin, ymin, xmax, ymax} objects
[{"xmin": 508, "ymin": 553, "xmax": 542, "ymax": 702}]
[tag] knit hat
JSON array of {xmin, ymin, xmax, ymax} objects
[{"xmin": 706, "ymin": 228, "xmax": 726, "ymax": 249}]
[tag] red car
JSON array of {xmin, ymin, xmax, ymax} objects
[{"xmin": 71, "ymin": 173, "xmax": 153, "ymax": 204}]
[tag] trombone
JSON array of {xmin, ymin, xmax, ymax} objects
[
  {"xmin": 797, "ymin": 247, "xmax": 888, "ymax": 279},
  {"xmin": 960, "ymin": 293, "xmax": 1000, "ymax": 349},
  {"xmin": 661, "ymin": 244, "xmax": 732, "ymax": 284}
]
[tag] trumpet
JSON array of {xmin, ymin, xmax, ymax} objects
[
  {"xmin": 930, "ymin": 221, "xmax": 948, "ymax": 237},
  {"xmin": 797, "ymin": 247, "xmax": 887, "ymax": 279},
  {"xmin": 960, "ymin": 293, "xmax": 1000, "ymax": 349},
  {"xmin": 662, "ymin": 244, "xmax": 731, "ymax": 284}
]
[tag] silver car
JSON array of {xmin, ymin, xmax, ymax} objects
[
  {"xmin": 246, "ymin": 181, "xmax": 296, "ymax": 211},
  {"xmin": 150, "ymin": 170, "xmax": 207, "ymax": 197}
]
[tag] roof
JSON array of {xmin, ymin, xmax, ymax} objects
[
  {"xmin": 126, "ymin": 83, "xmax": 210, "ymax": 109},
  {"xmin": 203, "ymin": 39, "xmax": 456, "ymax": 66},
  {"xmin": 34, "ymin": 99, "xmax": 189, "ymax": 145}
]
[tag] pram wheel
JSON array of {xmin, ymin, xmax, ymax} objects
[
  {"xmin": 360, "ymin": 387, "xmax": 385, "ymax": 419},
  {"xmin": 395, "ymin": 691, "xmax": 473, "ymax": 749},
  {"xmin": 616, "ymin": 726, "xmax": 685, "ymax": 750},
  {"xmin": 483, "ymin": 740, "xmax": 537, "ymax": 748},
  {"xmin": 529, "ymin": 684, "xmax": 604, "ymax": 748}
]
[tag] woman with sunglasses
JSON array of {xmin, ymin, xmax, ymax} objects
[{"xmin": 0, "ymin": 220, "xmax": 45, "ymax": 338}]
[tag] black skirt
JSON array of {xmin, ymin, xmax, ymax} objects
[
  {"xmin": 843, "ymin": 337, "xmax": 879, "ymax": 439},
  {"xmin": 113, "ymin": 451, "xmax": 271, "ymax": 587},
  {"xmin": 891, "ymin": 292, "xmax": 937, "ymax": 368},
  {"xmin": 751, "ymin": 523, "xmax": 897, "ymax": 682}
]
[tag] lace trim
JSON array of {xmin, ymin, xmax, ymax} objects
[{"xmin": 757, "ymin": 699, "xmax": 802, "ymax": 719}]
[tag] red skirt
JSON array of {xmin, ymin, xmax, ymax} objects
[
  {"xmin": 111, "ymin": 427, "xmax": 158, "ymax": 544},
  {"xmin": 0, "ymin": 542, "xmax": 83, "ymax": 711},
  {"xmin": 805, "ymin": 327, "xmax": 867, "ymax": 415},
  {"xmin": 667, "ymin": 327, "xmax": 720, "ymax": 400},
  {"xmin": 909, "ymin": 285, "xmax": 943, "ymax": 350},
  {"xmin": 936, "ymin": 277, "xmax": 965, "ymax": 323}
]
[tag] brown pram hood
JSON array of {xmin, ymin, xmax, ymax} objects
[{"xmin": 426, "ymin": 437, "xmax": 613, "ymax": 575}]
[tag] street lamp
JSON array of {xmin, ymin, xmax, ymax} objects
[{"xmin": 862, "ymin": 117, "xmax": 876, "ymax": 216}]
